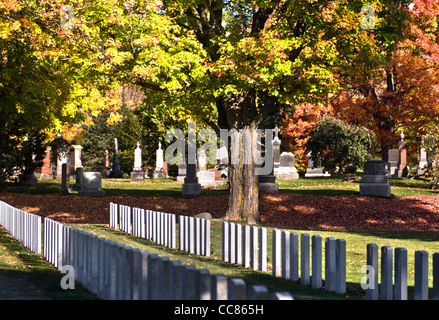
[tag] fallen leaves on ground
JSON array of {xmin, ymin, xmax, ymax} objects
[{"xmin": 1, "ymin": 192, "xmax": 439, "ymax": 231}]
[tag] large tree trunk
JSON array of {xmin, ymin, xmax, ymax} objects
[
  {"xmin": 217, "ymin": 92, "xmax": 263, "ymax": 223},
  {"xmin": 226, "ymin": 125, "xmax": 260, "ymax": 224}
]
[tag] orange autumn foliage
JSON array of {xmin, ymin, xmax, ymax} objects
[{"xmin": 281, "ymin": 102, "xmax": 333, "ymax": 170}]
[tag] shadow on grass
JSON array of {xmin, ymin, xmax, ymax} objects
[
  {"xmin": 0, "ymin": 178, "xmax": 231, "ymax": 198},
  {"xmin": 339, "ymin": 229, "xmax": 439, "ymax": 243},
  {"xmin": 0, "ymin": 180, "xmax": 62, "ymax": 195},
  {"xmin": 0, "ymin": 228, "xmax": 97, "ymax": 300},
  {"xmin": 278, "ymin": 189, "xmax": 359, "ymax": 196}
]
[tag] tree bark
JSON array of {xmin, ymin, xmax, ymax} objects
[
  {"xmin": 227, "ymin": 145, "xmax": 260, "ymax": 224},
  {"xmin": 217, "ymin": 92, "xmax": 263, "ymax": 223}
]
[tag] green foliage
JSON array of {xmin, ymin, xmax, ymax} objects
[
  {"xmin": 306, "ymin": 115, "xmax": 376, "ymax": 172},
  {"xmin": 0, "ymin": 108, "xmax": 46, "ymax": 186},
  {"xmin": 422, "ymin": 134, "xmax": 439, "ymax": 189},
  {"xmin": 76, "ymin": 112, "xmax": 115, "ymax": 173},
  {"xmin": 76, "ymin": 101, "xmax": 188, "ymax": 173},
  {"xmin": 18, "ymin": 133, "xmax": 47, "ymax": 180}
]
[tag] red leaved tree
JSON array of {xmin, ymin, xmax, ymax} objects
[{"xmin": 280, "ymin": 102, "xmax": 333, "ymax": 171}]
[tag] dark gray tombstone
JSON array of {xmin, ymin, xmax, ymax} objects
[
  {"xmin": 366, "ymin": 243, "xmax": 379, "ymax": 300},
  {"xmin": 182, "ymin": 145, "xmax": 201, "ymax": 197},
  {"xmin": 74, "ymin": 167, "xmax": 83, "ymax": 189},
  {"xmin": 59, "ymin": 163, "xmax": 72, "ymax": 194},
  {"xmin": 109, "ymin": 138, "xmax": 123, "ymax": 178},
  {"xmin": 394, "ymin": 247, "xmax": 408, "ymax": 300},
  {"xmin": 387, "ymin": 149, "xmax": 399, "ymax": 177},
  {"xmin": 414, "ymin": 250, "xmax": 429, "ymax": 300},
  {"xmin": 360, "ymin": 159, "xmax": 391, "ymax": 197},
  {"xmin": 258, "ymin": 166, "xmax": 279, "ymax": 193}
]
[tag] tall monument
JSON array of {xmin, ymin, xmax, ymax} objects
[
  {"xmin": 397, "ymin": 132, "xmax": 408, "ymax": 177},
  {"xmin": 130, "ymin": 141, "xmax": 144, "ymax": 182},
  {"xmin": 153, "ymin": 142, "xmax": 166, "ymax": 178},
  {"xmin": 109, "ymin": 138, "xmax": 123, "ymax": 178}
]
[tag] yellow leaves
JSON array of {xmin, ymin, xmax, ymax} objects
[
  {"xmin": 9, "ymin": 20, "xmax": 21, "ymax": 33},
  {"xmin": 132, "ymin": 35, "xmax": 160, "ymax": 47},
  {"xmin": 106, "ymin": 112, "xmax": 123, "ymax": 125},
  {"xmin": 132, "ymin": 65, "xmax": 160, "ymax": 81},
  {"xmin": 0, "ymin": 0, "xmax": 21, "ymax": 12},
  {"xmin": 105, "ymin": 47, "xmax": 131, "ymax": 66}
]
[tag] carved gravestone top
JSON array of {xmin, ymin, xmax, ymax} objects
[
  {"xmin": 360, "ymin": 159, "xmax": 391, "ymax": 197},
  {"xmin": 362, "ymin": 159, "xmax": 388, "ymax": 184},
  {"xmin": 78, "ymin": 172, "xmax": 106, "ymax": 196},
  {"xmin": 82, "ymin": 172, "xmax": 103, "ymax": 190},
  {"xmin": 279, "ymin": 152, "xmax": 295, "ymax": 167},
  {"xmin": 388, "ymin": 149, "xmax": 399, "ymax": 163},
  {"xmin": 364, "ymin": 159, "xmax": 387, "ymax": 176}
]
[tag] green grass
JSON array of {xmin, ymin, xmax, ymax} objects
[
  {"xmin": 0, "ymin": 227, "xmax": 97, "ymax": 300},
  {"xmin": 0, "ymin": 177, "xmax": 230, "ymax": 197},
  {"xmin": 277, "ymin": 176, "xmax": 438, "ymax": 197},
  {"xmin": 2, "ymin": 175, "xmax": 437, "ymax": 197}
]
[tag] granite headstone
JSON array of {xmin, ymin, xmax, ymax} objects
[{"xmin": 360, "ymin": 159, "xmax": 391, "ymax": 197}]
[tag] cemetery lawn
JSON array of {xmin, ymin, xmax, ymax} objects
[
  {"xmin": 0, "ymin": 176, "xmax": 439, "ymax": 300},
  {"xmin": 0, "ymin": 227, "xmax": 97, "ymax": 300}
]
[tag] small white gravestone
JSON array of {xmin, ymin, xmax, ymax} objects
[
  {"xmin": 156, "ymin": 142, "xmax": 163, "ymax": 169},
  {"xmin": 78, "ymin": 172, "xmax": 105, "ymax": 197},
  {"xmin": 418, "ymin": 147, "xmax": 428, "ymax": 174},
  {"xmin": 198, "ymin": 149, "xmax": 207, "ymax": 171},
  {"xmin": 417, "ymin": 138, "xmax": 428, "ymax": 175},
  {"xmin": 197, "ymin": 171, "xmax": 216, "ymax": 186},
  {"xmin": 134, "ymin": 141, "xmax": 142, "ymax": 170},
  {"xmin": 275, "ymin": 152, "xmax": 299, "ymax": 180}
]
